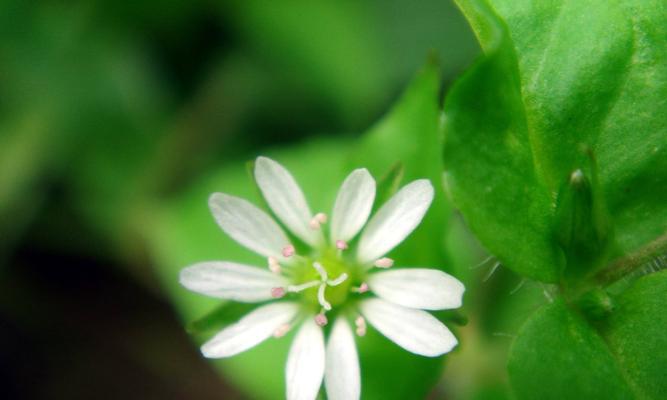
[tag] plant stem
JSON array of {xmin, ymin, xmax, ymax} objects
[{"xmin": 595, "ymin": 233, "xmax": 667, "ymax": 286}]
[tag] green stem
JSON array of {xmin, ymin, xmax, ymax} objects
[{"xmin": 595, "ymin": 233, "xmax": 667, "ymax": 286}]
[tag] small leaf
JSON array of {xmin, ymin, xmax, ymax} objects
[
  {"xmin": 575, "ymin": 288, "xmax": 615, "ymax": 321},
  {"xmin": 553, "ymin": 155, "xmax": 611, "ymax": 278}
]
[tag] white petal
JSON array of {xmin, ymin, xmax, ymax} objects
[
  {"xmin": 368, "ymin": 268, "xmax": 465, "ymax": 310},
  {"xmin": 360, "ymin": 298, "xmax": 457, "ymax": 357},
  {"xmin": 209, "ymin": 192, "xmax": 290, "ymax": 259},
  {"xmin": 330, "ymin": 168, "xmax": 376, "ymax": 244},
  {"xmin": 201, "ymin": 302, "xmax": 299, "ymax": 358},
  {"xmin": 357, "ymin": 179, "xmax": 434, "ymax": 265},
  {"xmin": 286, "ymin": 319, "xmax": 325, "ymax": 400},
  {"xmin": 254, "ymin": 156, "xmax": 322, "ymax": 247},
  {"xmin": 325, "ymin": 318, "xmax": 360, "ymax": 400},
  {"xmin": 180, "ymin": 261, "xmax": 288, "ymax": 302}
]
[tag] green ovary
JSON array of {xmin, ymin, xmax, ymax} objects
[{"xmin": 295, "ymin": 248, "xmax": 362, "ymax": 310}]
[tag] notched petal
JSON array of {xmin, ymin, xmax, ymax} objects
[
  {"xmin": 286, "ymin": 319, "xmax": 325, "ymax": 400},
  {"xmin": 180, "ymin": 261, "xmax": 288, "ymax": 302},
  {"xmin": 330, "ymin": 168, "xmax": 376, "ymax": 244},
  {"xmin": 254, "ymin": 157, "xmax": 323, "ymax": 247},
  {"xmin": 201, "ymin": 302, "xmax": 299, "ymax": 358},
  {"xmin": 209, "ymin": 193, "xmax": 290, "ymax": 260},
  {"xmin": 325, "ymin": 318, "xmax": 361, "ymax": 400},
  {"xmin": 357, "ymin": 179, "xmax": 434, "ymax": 265},
  {"xmin": 360, "ymin": 298, "xmax": 457, "ymax": 357},
  {"xmin": 368, "ymin": 268, "xmax": 465, "ymax": 310}
]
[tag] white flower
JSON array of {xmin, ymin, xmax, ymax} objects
[{"xmin": 180, "ymin": 156, "xmax": 465, "ymax": 400}]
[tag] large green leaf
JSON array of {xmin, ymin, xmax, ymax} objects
[
  {"xmin": 442, "ymin": 0, "xmax": 561, "ymax": 281},
  {"xmin": 509, "ymin": 269, "xmax": 667, "ymax": 400},
  {"xmin": 443, "ymin": 0, "xmax": 667, "ymax": 281},
  {"xmin": 508, "ymin": 299, "xmax": 635, "ymax": 400}
]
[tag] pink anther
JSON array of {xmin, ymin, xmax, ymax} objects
[
  {"xmin": 273, "ymin": 323, "xmax": 290, "ymax": 338},
  {"xmin": 314, "ymin": 313, "xmax": 328, "ymax": 327},
  {"xmin": 309, "ymin": 212, "xmax": 328, "ymax": 229},
  {"xmin": 374, "ymin": 257, "xmax": 394, "ymax": 268},
  {"xmin": 355, "ymin": 316, "xmax": 367, "ymax": 337},
  {"xmin": 271, "ymin": 287, "xmax": 286, "ymax": 298},
  {"xmin": 282, "ymin": 245, "xmax": 295, "ymax": 258},
  {"xmin": 335, "ymin": 240, "xmax": 349, "ymax": 250}
]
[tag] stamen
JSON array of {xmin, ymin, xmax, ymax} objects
[
  {"xmin": 355, "ymin": 316, "xmax": 367, "ymax": 336},
  {"xmin": 317, "ymin": 283, "xmax": 332, "ymax": 311},
  {"xmin": 271, "ymin": 287, "xmax": 286, "ymax": 298},
  {"xmin": 267, "ymin": 256, "xmax": 281, "ymax": 274},
  {"xmin": 335, "ymin": 240, "xmax": 349, "ymax": 250},
  {"xmin": 352, "ymin": 282, "xmax": 369, "ymax": 293},
  {"xmin": 282, "ymin": 245, "xmax": 295, "ymax": 258},
  {"xmin": 312, "ymin": 262, "xmax": 328, "ymax": 281},
  {"xmin": 287, "ymin": 280, "xmax": 320, "ymax": 293},
  {"xmin": 315, "ymin": 212, "xmax": 327, "ymax": 224},
  {"xmin": 314, "ymin": 313, "xmax": 328, "ymax": 327},
  {"xmin": 273, "ymin": 323, "xmax": 291, "ymax": 338},
  {"xmin": 309, "ymin": 212, "xmax": 327, "ymax": 230},
  {"xmin": 374, "ymin": 257, "xmax": 394, "ymax": 268},
  {"xmin": 327, "ymin": 273, "xmax": 348, "ymax": 287}
]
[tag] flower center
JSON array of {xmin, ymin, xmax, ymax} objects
[
  {"xmin": 267, "ymin": 211, "xmax": 378, "ymax": 327},
  {"xmin": 296, "ymin": 256, "xmax": 351, "ymax": 307}
]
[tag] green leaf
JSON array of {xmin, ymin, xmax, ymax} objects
[
  {"xmin": 444, "ymin": 0, "xmax": 667, "ymax": 281},
  {"xmin": 186, "ymin": 302, "xmax": 260, "ymax": 335},
  {"xmin": 351, "ymin": 60, "xmax": 453, "ymax": 267},
  {"xmin": 601, "ymin": 270, "xmax": 667, "ymax": 400},
  {"xmin": 443, "ymin": 0, "xmax": 562, "ymax": 281},
  {"xmin": 371, "ymin": 162, "xmax": 405, "ymax": 214},
  {"xmin": 508, "ymin": 299, "xmax": 634, "ymax": 400}
]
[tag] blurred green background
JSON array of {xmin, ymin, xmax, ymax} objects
[{"xmin": 0, "ymin": 0, "xmax": 539, "ymax": 398}]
